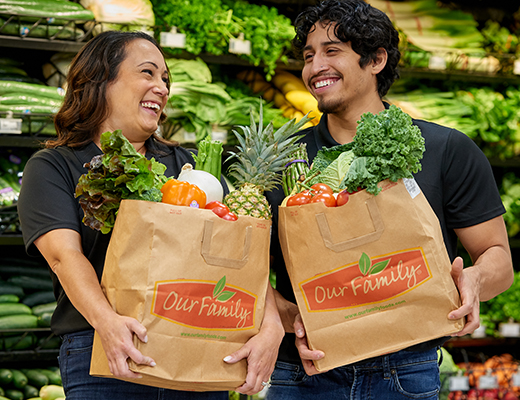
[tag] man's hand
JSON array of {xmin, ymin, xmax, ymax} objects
[
  {"xmin": 294, "ymin": 314, "xmax": 327, "ymax": 376},
  {"xmin": 448, "ymin": 257, "xmax": 480, "ymax": 336}
]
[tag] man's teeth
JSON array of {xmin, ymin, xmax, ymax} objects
[
  {"xmin": 141, "ymin": 102, "xmax": 160, "ymax": 110},
  {"xmin": 315, "ymin": 79, "xmax": 335, "ymax": 89}
]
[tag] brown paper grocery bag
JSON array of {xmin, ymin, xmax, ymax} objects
[
  {"xmin": 90, "ymin": 199, "xmax": 271, "ymax": 391},
  {"xmin": 278, "ymin": 178, "xmax": 464, "ymax": 372}
]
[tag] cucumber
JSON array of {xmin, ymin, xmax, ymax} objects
[
  {"xmin": 0, "ymin": 294, "xmax": 19, "ymax": 303},
  {"xmin": 0, "ymin": 368, "xmax": 13, "ymax": 385},
  {"xmin": 24, "ymin": 385, "xmax": 40, "ymax": 399},
  {"xmin": 4, "ymin": 388, "xmax": 24, "ymax": 400},
  {"xmin": 0, "ymin": 81, "xmax": 64, "ymax": 100},
  {"xmin": 37, "ymin": 336, "xmax": 61, "ymax": 350},
  {"xmin": 37, "ymin": 312, "xmax": 53, "ymax": 328},
  {"xmin": 21, "ymin": 369, "xmax": 48, "ymax": 388},
  {"xmin": 0, "ymin": 303, "xmax": 32, "ymax": 317},
  {"xmin": 0, "ymin": 314, "xmax": 38, "ymax": 329},
  {"xmin": 35, "ymin": 369, "xmax": 61, "ymax": 385},
  {"xmin": 7, "ymin": 276, "xmax": 53, "ymax": 291},
  {"xmin": 2, "ymin": 333, "xmax": 37, "ymax": 350},
  {"xmin": 0, "ymin": 264, "xmax": 51, "ymax": 279},
  {"xmin": 0, "ymin": 282, "xmax": 24, "ymax": 297},
  {"xmin": 31, "ymin": 302, "xmax": 57, "ymax": 317},
  {"xmin": 22, "ymin": 291, "xmax": 55, "ymax": 308},
  {"xmin": 10, "ymin": 369, "xmax": 27, "ymax": 389},
  {"xmin": 0, "ymin": 94, "xmax": 62, "ymax": 107},
  {"xmin": 0, "ymin": 0, "xmax": 95, "ymax": 21}
]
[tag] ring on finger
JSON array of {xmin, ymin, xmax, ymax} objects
[{"xmin": 261, "ymin": 380, "xmax": 271, "ymax": 388}]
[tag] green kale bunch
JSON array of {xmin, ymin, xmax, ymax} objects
[{"xmin": 344, "ymin": 105, "xmax": 425, "ymax": 194}]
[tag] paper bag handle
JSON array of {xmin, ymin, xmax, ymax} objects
[
  {"xmin": 201, "ymin": 220, "xmax": 252, "ymax": 269},
  {"xmin": 316, "ymin": 197, "xmax": 384, "ymax": 252}
]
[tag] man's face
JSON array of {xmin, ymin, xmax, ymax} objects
[{"xmin": 301, "ymin": 22, "xmax": 379, "ymax": 114}]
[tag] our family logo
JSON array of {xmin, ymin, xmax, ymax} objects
[
  {"xmin": 152, "ymin": 276, "xmax": 257, "ymax": 330},
  {"xmin": 300, "ymin": 248, "xmax": 431, "ymax": 312}
]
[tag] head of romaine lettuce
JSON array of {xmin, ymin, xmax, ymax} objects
[{"xmin": 75, "ymin": 130, "xmax": 167, "ymax": 233}]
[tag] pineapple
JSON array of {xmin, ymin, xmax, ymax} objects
[{"xmin": 224, "ymin": 104, "xmax": 311, "ymax": 219}]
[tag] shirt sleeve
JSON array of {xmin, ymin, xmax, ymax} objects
[
  {"xmin": 17, "ymin": 149, "xmax": 82, "ymax": 256},
  {"xmin": 442, "ymin": 129, "xmax": 505, "ymax": 229}
]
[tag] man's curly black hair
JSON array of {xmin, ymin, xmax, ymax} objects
[{"xmin": 292, "ymin": 0, "xmax": 400, "ymax": 98}]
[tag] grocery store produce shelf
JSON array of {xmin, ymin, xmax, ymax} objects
[{"xmin": 0, "ymin": 34, "xmax": 86, "ymax": 52}]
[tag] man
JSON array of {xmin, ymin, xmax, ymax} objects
[{"xmin": 265, "ymin": 0, "xmax": 514, "ymax": 398}]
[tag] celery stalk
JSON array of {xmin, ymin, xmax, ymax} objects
[{"xmin": 194, "ymin": 137, "xmax": 223, "ymax": 181}]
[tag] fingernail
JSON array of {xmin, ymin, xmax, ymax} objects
[
  {"xmin": 317, "ymin": 352, "xmax": 324, "ymax": 359},
  {"xmin": 296, "ymin": 329, "xmax": 304, "ymax": 336},
  {"xmin": 143, "ymin": 335, "xmax": 148, "ymax": 343},
  {"xmin": 223, "ymin": 356, "xmax": 233, "ymax": 362},
  {"xmin": 150, "ymin": 361, "xmax": 156, "ymax": 367}
]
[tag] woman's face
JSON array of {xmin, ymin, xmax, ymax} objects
[{"xmin": 100, "ymin": 38, "xmax": 169, "ymax": 152}]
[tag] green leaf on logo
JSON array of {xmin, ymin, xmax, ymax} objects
[
  {"xmin": 213, "ymin": 276, "xmax": 226, "ymax": 298},
  {"xmin": 217, "ymin": 291, "xmax": 236, "ymax": 302},
  {"xmin": 368, "ymin": 260, "xmax": 390, "ymax": 275},
  {"xmin": 359, "ymin": 252, "xmax": 371, "ymax": 275}
]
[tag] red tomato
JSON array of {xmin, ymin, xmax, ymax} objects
[
  {"xmin": 287, "ymin": 191, "xmax": 312, "ymax": 206},
  {"xmin": 310, "ymin": 192, "xmax": 336, "ymax": 207},
  {"xmin": 205, "ymin": 201, "xmax": 228, "ymax": 210},
  {"xmin": 310, "ymin": 183, "xmax": 333, "ymax": 195},
  {"xmin": 336, "ymin": 189, "xmax": 350, "ymax": 206},
  {"xmin": 205, "ymin": 201, "xmax": 230, "ymax": 217},
  {"xmin": 221, "ymin": 211, "xmax": 238, "ymax": 221}
]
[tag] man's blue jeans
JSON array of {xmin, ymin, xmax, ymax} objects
[
  {"xmin": 265, "ymin": 347, "xmax": 441, "ymax": 400},
  {"xmin": 59, "ymin": 330, "xmax": 229, "ymax": 400}
]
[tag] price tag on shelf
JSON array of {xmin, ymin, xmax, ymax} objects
[
  {"xmin": 428, "ymin": 55, "xmax": 446, "ymax": 70},
  {"xmin": 160, "ymin": 27, "xmax": 186, "ymax": 49},
  {"xmin": 139, "ymin": 27, "xmax": 154, "ymax": 37},
  {"xmin": 499, "ymin": 322, "xmax": 520, "ymax": 337},
  {"xmin": 229, "ymin": 33, "xmax": 251, "ymax": 55},
  {"xmin": 211, "ymin": 126, "xmax": 227, "ymax": 143},
  {"xmin": 471, "ymin": 323, "xmax": 486, "ymax": 338},
  {"xmin": 0, "ymin": 112, "xmax": 22, "ymax": 134},
  {"xmin": 512, "ymin": 372, "xmax": 520, "ymax": 387},
  {"xmin": 478, "ymin": 372, "xmax": 498, "ymax": 389},
  {"xmin": 449, "ymin": 376, "xmax": 470, "ymax": 392},
  {"xmin": 183, "ymin": 131, "xmax": 196, "ymax": 143},
  {"xmin": 514, "ymin": 59, "xmax": 520, "ymax": 75}
]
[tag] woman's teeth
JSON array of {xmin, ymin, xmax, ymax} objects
[{"xmin": 141, "ymin": 101, "xmax": 160, "ymax": 111}]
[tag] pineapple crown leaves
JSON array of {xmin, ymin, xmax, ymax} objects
[{"xmin": 226, "ymin": 102, "xmax": 311, "ymax": 192}]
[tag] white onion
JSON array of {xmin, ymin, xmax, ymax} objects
[{"xmin": 177, "ymin": 163, "xmax": 224, "ymax": 203}]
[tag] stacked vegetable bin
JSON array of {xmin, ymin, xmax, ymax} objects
[{"xmin": 1, "ymin": 0, "xmax": 520, "ymax": 399}]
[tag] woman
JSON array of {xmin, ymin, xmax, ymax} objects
[{"xmin": 17, "ymin": 30, "xmax": 283, "ymax": 399}]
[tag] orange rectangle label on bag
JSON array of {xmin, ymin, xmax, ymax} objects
[
  {"xmin": 300, "ymin": 248, "xmax": 431, "ymax": 312},
  {"xmin": 152, "ymin": 276, "xmax": 257, "ymax": 330}
]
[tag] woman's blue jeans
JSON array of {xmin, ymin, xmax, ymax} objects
[
  {"xmin": 265, "ymin": 347, "xmax": 441, "ymax": 400},
  {"xmin": 59, "ymin": 330, "xmax": 229, "ymax": 400}
]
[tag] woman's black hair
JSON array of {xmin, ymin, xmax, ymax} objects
[
  {"xmin": 292, "ymin": 0, "xmax": 400, "ymax": 98},
  {"xmin": 50, "ymin": 30, "xmax": 175, "ymax": 151}
]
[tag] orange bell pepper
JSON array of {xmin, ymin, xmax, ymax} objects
[{"xmin": 161, "ymin": 179, "xmax": 207, "ymax": 208}]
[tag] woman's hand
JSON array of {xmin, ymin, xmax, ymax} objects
[
  {"xmin": 96, "ymin": 314, "xmax": 156, "ymax": 378},
  {"xmin": 34, "ymin": 228, "xmax": 156, "ymax": 378},
  {"xmin": 294, "ymin": 314, "xmax": 326, "ymax": 376},
  {"xmin": 223, "ymin": 285, "xmax": 284, "ymax": 395}
]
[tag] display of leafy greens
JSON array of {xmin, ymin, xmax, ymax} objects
[
  {"xmin": 165, "ymin": 57, "xmax": 231, "ymax": 142},
  {"xmin": 150, "ymin": 0, "xmax": 294, "ymax": 79},
  {"xmin": 75, "ymin": 130, "xmax": 167, "ymax": 234},
  {"xmin": 307, "ymin": 105, "xmax": 425, "ymax": 195}
]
